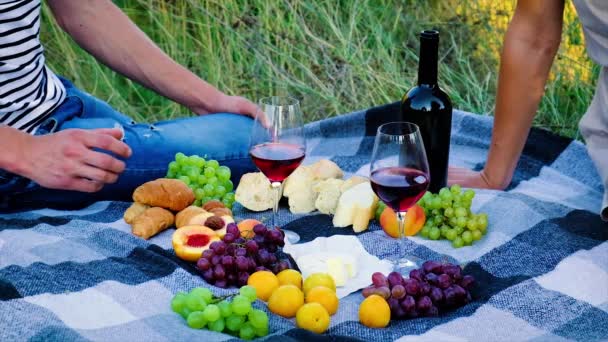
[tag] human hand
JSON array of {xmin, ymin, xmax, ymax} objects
[
  {"xmin": 20, "ymin": 128, "xmax": 132, "ymax": 192},
  {"xmin": 192, "ymin": 94, "xmax": 262, "ymax": 118},
  {"xmin": 448, "ymin": 166, "xmax": 506, "ymax": 190}
]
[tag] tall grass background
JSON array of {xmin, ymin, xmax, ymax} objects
[{"xmin": 40, "ymin": 0, "xmax": 598, "ymax": 139}]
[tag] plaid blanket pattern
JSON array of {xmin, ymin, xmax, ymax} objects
[{"xmin": 1, "ymin": 102, "xmax": 607, "ymax": 341}]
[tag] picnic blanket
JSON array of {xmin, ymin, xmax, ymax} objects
[{"xmin": 1, "ymin": 102, "xmax": 607, "ymax": 342}]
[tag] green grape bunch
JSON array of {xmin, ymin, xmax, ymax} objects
[
  {"xmin": 166, "ymin": 152, "xmax": 236, "ymax": 208},
  {"xmin": 171, "ymin": 285, "xmax": 270, "ymax": 339},
  {"xmin": 416, "ymin": 184, "xmax": 489, "ymax": 248}
]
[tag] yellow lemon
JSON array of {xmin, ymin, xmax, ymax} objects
[
  {"xmin": 303, "ymin": 273, "xmax": 336, "ymax": 294},
  {"xmin": 267, "ymin": 285, "xmax": 304, "ymax": 318},
  {"xmin": 277, "ymin": 269, "xmax": 303, "ymax": 289},
  {"xmin": 296, "ymin": 303, "xmax": 331, "ymax": 334},
  {"xmin": 305, "ymin": 286, "xmax": 339, "ymax": 315},
  {"xmin": 359, "ymin": 295, "xmax": 390, "ymax": 328},
  {"xmin": 247, "ymin": 271, "xmax": 279, "ymax": 302}
]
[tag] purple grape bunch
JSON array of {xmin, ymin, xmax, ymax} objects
[
  {"xmin": 362, "ymin": 260, "xmax": 475, "ymax": 319},
  {"xmin": 195, "ymin": 223, "xmax": 290, "ymax": 288}
]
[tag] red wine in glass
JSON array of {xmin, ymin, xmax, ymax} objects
[
  {"xmin": 250, "ymin": 142, "xmax": 305, "ymax": 183},
  {"xmin": 371, "ymin": 167, "xmax": 429, "ymax": 212}
]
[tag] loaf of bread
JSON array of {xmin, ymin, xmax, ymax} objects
[
  {"xmin": 132, "ymin": 178, "xmax": 195, "ymax": 211},
  {"xmin": 313, "ymin": 178, "xmax": 344, "ymax": 215},
  {"xmin": 309, "ymin": 159, "xmax": 343, "ymax": 180},
  {"xmin": 283, "ymin": 160, "xmax": 345, "ymax": 214},
  {"xmin": 282, "ymin": 165, "xmax": 317, "ymax": 213},
  {"xmin": 235, "ymin": 172, "xmax": 277, "ymax": 211},
  {"xmin": 131, "ymin": 207, "xmax": 175, "ymax": 239}
]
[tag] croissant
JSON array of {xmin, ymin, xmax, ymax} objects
[
  {"xmin": 123, "ymin": 202, "xmax": 150, "ymax": 224},
  {"xmin": 132, "ymin": 178, "xmax": 195, "ymax": 211},
  {"xmin": 131, "ymin": 207, "xmax": 175, "ymax": 239}
]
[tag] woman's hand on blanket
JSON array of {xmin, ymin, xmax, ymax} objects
[
  {"xmin": 448, "ymin": 166, "xmax": 506, "ymax": 190},
  {"xmin": 20, "ymin": 128, "xmax": 132, "ymax": 192}
]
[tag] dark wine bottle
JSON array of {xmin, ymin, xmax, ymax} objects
[{"xmin": 401, "ymin": 30, "xmax": 452, "ymax": 193}]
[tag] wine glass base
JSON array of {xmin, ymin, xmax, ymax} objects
[
  {"xmin": 282, "ymin": 229, "xmax": 300, "ymax": 244},
  {"xmin": 392, "ymin": 256, "xmax": 421, "ymax": 276}
]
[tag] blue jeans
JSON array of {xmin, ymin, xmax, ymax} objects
[{"xmin": 0, "ymin": 78, "xmax": 256, "ymax": 210}]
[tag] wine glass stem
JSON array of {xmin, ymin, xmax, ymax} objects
[
  {"xmin": 397, "ymin": 211, "xmax": 407, "ymax": 259},
  {"xmin": 271, "ymin": 181, "xmax": 281, "ymax": 229}
]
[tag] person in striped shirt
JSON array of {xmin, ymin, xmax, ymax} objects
[{"xmin": 0, "ymin": 0, "xmax": 262, "ymax": 209}]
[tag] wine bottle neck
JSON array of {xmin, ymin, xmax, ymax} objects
[{"xmin": 417, "ymin": 31, "xmax": 439, "ymax": 87}]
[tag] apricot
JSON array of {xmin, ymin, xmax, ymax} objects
[
  {"xmin": 379, "ymin": 205, "xmax": 425, "ymax": 238},
  {"xmin": 237, "ymin": 219, "xmax": 263, "ymax": 239},
  {"xmin": 172, "ymin": 225, "xmax": 220, "ymax": 262}
]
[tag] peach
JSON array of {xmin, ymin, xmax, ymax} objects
[
  {"xmin": 237, "ymin": 219, "xmax": 263, "ymax": 239},
  {"xmin": 172, "ymin": 225, "xmax": 220, "ymax": 262},
  {"xmin": 379, "ymin": 205, "xmax": 426, "ymax": 238}
]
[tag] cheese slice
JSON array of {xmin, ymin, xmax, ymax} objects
[
  {"xmin": 326, "ymin": 257, "xmax": 347, "ymax": 286},
  {"xmin": 296, "ymin": 252, "xmax": 359, "ymax": 287}
]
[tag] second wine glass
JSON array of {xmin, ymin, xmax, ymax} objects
[
  {"xmin": 370, "ymin": 122, "xmax": 430, "ymax": 274},
  {"xmin": 249, "ymin": 96, "xmax": 306, "ymax": 244}
]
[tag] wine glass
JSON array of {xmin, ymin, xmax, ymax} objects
[
  {"xmin": 370, "ymin": 122, "xmax": 430, "ymax": 274},
  {"xmin": 249, "ymin": 96, "xmax": 306, "ymax": 244}
]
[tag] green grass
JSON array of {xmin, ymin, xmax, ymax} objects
[{"xmin": 40, "ymin": 0, "xmax": 597, "ymax": 139}]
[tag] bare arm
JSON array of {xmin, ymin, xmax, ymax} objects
[
  {"xmin": 0, "ymin": 125, "xmax": 131, "ymax": 192},
  {"xmin": 46, "ymin": 0, "xmax": 259, "ymax": 117},
  {"xmin": 449, "ymin": 0, "xmax": 565, "ymax": 189}
]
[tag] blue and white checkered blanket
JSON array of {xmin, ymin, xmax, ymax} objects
[{"xmin": 1, "ymin": 103, "xmax": 607, "ymax": 341}]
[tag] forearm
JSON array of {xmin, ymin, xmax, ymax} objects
[
  {"xmin": 484, "ymin": 2, "xmax": 564, "ymax": 188},
  {"xmin": 47, "ymin": 0, "xmax": 221, "ymax": 112},
  {"xmin": 0, "ymin": 126, "xmax": 31, "ymax": 175}
]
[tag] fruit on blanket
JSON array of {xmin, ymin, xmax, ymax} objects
[
  {"xmin": 237, "ymin": 219, "xmax": 263, "ymax": 238},
  {"xmin": 306, "ymin": 286, "xmax": 339, "ymax": 315},
  {"xmin": 123, "ymin": 202, "xmax": 150, "ymax": 224},
  {"xmin": 175, "ymin": 206, "xmax": 207, "ymax": 228},
  {"xmin": 362, "ymin": 261, "xmax": 475, "ymax": 321},
  {"xmin": 277, "ymin": 269, "xmax": 303, "ymax": 289},
  {"xmin": 379, "ymin": 204, "xmax": 426, "ymax": 238},
  {"xmin": 296, "ymin": 303, "xmax": 331, "ymax": 334},
  {"xmin": 333, "ymin": 182, "xmax": 378, "ymax": 232},
  {"xmin": 166, "ymin": 153, "xmax": 236, "ymax": 208},
  {"xmin": 172, "ymin": 286, "xmax": 270, "ymax": 338},
  {"xmin": 131, "ymin": 207, "xmax": 175, "ymax": 240},
  {"xmin": 172, "ymin": 225, "xmax": 220, "ymax": 262},
  {"xmin": 303, "ymin": 273, "xmax": 337, "ymax": 294},
  {"xmin": 197, "ymin": 222, "xmax": 291, "ymax": 288},
  {"xmin": 375, "ymin": 200, "xmax": 387, "ymax": 221},
  {"xmin": 359, "ymin": 295, "xmax": 391, "ymax": 328},
  {"xmin": 268, "ymin": 284, "xmax": 305, "ymax": 318},
  {"xmin": 234, "ymin": 172, "xmax": 277, "ymax": 211},
  {"xmin": 247, "ymin": 271, "xmax": 280, "ymax": 301},
  {"xmin": 417, "ymin": 185, "xmax": 489, "ymax": 248},
  {"xmin": 133, "ymin": 178, "xmax": 195, "ymax": 211}
]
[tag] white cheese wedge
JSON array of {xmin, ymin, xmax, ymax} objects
[{"xmin": 332, "ymin": 182, "xmax": 378, "ymax": 232}]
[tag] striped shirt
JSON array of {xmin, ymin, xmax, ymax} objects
[{"xmin": 0, "ymin": 0, "xmax": 65, "ymax": 134}]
